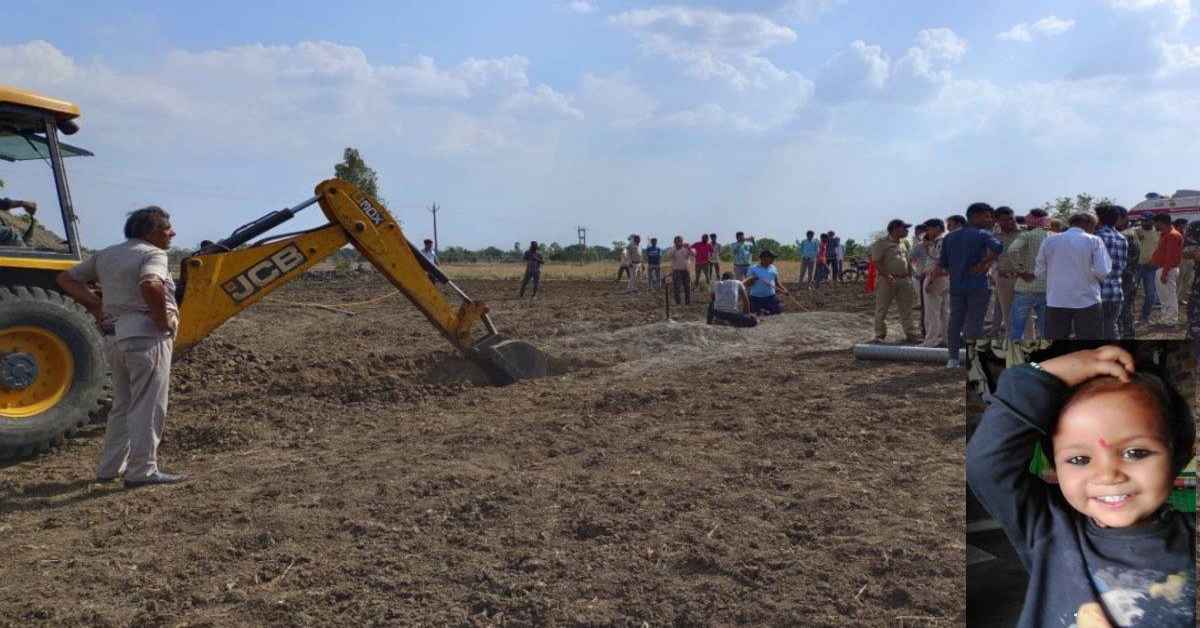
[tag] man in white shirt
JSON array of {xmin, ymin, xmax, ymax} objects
[
  {"xmin": 1034, "ymin": 213, "xmax": 1111, "ymax": 339},
  {"xmin": 707, "ymin": 272, "xmax": 758, "ymax": 327},
  {"xmin": 55, "ymin": 207, "xmax": 186, "ymax": 487},
  {"xmin": 420, "ymin": 239, "xmax": 437, "ymax": 265}
]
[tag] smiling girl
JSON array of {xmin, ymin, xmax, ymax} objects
[{"xmin": 967, "ymin": 345, "xmax": 1195, "ymax": 627}]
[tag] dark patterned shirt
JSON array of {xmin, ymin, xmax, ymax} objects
[{"xmin": 1096, "ymin": 225, "xmax": 1128, "ymax": 302}]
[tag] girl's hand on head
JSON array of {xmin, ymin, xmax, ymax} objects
[{"xmin": 1038, "ymin": 345, "xmax": 1135, "ymax": 387}]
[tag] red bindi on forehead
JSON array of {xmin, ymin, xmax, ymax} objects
[{"xmin": 1098, "ymin": 437, "xmax": 1109, "ymax": 448}]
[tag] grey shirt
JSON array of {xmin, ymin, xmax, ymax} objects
[{"xmin": 67, "ymin": 239, "xmax": 178, "ymax": 339}]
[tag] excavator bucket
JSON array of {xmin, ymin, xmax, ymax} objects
[{"xmin": 468, "ymin": 334, "xmax": 555, "ymax": 386}]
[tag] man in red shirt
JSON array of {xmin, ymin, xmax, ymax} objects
[
  {"xmin": 692, "ymin": 234, "xmax": 714, "ymax": 288},
  {"xmin": 1150, "ymin": 213, "xmax": 1183, "ymax": 326}
]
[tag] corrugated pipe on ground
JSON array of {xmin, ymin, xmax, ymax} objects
[{"xmin": 852, "ymin": 344, "xmax": 967, "ymax": 363}]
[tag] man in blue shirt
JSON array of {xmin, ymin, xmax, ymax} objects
[
  {"xmin": 744, "ymin": 249, "xmax": 788, "ymax": 315},
  {"xmin": 796, "ymin": 231, "xmax": 819, "ymax": 286},
  {"xmin": 731, "ymin": 231, "xmax": 756, "ymax": 279},
  {"xmin": 939, "ymin": 203, "xmax": 1003, "ymax": 368},
  {"xmin": 644, "ymin": 237, "xmax": 663, "ymax": 289}
]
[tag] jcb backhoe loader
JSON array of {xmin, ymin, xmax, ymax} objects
[{"xmin": 0, "ymin": 84, "xmax": 551, "ymax": 458}]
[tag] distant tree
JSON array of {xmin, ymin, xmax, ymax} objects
[
  {"xmin": 611, "ymin": 240, "xmax": 625, "ymax": 258},
  {"xmin": 844, "ymin": 239, "xmax": 864, "ymax": 259},
  {"xmin": 1042, "ymin": 193, "xmax": 1114, "ymax": 222},
  {"xmin": 547, "ymin": 242, "xmax": 563, "ymax": 258},
  {"xmin": 480, "ymin": 246, "xmax": 505, "ymax": 261},
  {"xmin": 334, "ymin": 148, "xmax": 385, "ymax": 204},
  {"xmin": 752, "ymin": 238, "xmax": 783, "ymax": 258}
]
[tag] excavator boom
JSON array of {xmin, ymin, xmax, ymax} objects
[{"xmin": 175, "ymin": 179, "xmax": 551, "ymax": 385}]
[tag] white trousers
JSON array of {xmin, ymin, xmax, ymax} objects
[
  {"xmin": 96, "ymin": 335, "xmax": 173, "ymax": 481},
  {"xmin": 922, "ymin": 282, "xmax": 949, "ymax": 348},
  {"xmin": 1156, "ymin": 268, "xmax": 1180, "ymax": 324}
]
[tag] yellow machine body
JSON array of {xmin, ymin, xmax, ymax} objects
[{"xmin": 176, "ymin": 179, "xmax": 492, "ymax": 355}]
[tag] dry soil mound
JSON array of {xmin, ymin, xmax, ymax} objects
[{"xmin": 547, "ymin": 311, "xmax": 872, "ymax": 376}]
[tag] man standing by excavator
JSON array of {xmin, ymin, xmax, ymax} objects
[{"xmin": 55, "ymin": 207, "xmax": 187, "ymax": 488}]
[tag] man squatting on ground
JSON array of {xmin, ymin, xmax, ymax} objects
[
  {"xmin": 643, "ymin": 237, "xmax": 663, "ymax": 289},
  {"xmin": 731, "ymin": 231, "xmax": 755, "ymax": 280},
  {"xmin": 967, "ymin": 345, "xmax": 1195, "ymax": 626},
  {"xmin": 519, "ymin": 241, "xmax": 543, "ymax": 298},
  {"xmin": 707, "ymin": 272, "xmax": 758, "ymax": 328},
  {"xmin": 669, "ymin": 236, "xmax": 694, "ymax": 305},
  {"xmin": 939, "ymin": 203, "xmax": 1002, "ymax": 368},
  {"xmin": 55, "ymin": 207, "xmax": 186, "ymax": 487},
  {"xmin": 744, "ymin": 249, "xmax": 788, "ymax": 315},
  {"xmin": 869, "ymin": 219, "xmax": 920, "ymax": 344}
]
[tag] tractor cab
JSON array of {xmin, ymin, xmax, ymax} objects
[
  {"xmin": 0, "ymin": 86, "xmax": 105, "ymax": 458},
  {"xmin": 0, "ymin": 85, "xmax": 92, "ymax": 272}
]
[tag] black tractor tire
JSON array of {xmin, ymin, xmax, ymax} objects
[{"xmin": 0, "ymin": 286, "xmax": 106, "ymax": 459}]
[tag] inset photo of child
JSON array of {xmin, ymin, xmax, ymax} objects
[{"xmin": 965, "ymin": 340, "xmax": 1195, "ymax": 627}]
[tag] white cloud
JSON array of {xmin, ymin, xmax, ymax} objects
[
  {"xmin": 777, "ymin": 0, "xmax": 846, "ymax": 23},
  {"xmin": 0, "ymin": 40, "xmax": 581, "ymax": 163},
  {"xmin": 892, "ymin": 28, "xmax": 968, "ymax": 95},
  {"xmin": 998, "ymin": 16, "xmax": 1075, "ymax": 42},
  {"xmin": 1032, "ymin": 16, "xmax": 1076, "ymax": 36},
  {"xmin": 997, "ymin": 24, "xmax": 1033, "ymax": 42},
  {"xmin": 656, "ymin": 103, "xmax": 759, "ymax": 132},
  {"xmin": 564, "ymin": 0, "xmax": 597, "ymax": 14},
  {"xmin": 1107, "ymin": 0, "xmax": 1193, "ymax": 30},
  {"xmin": 501, "ymin": 84, "xmax": 584, "ymax": 119},
  {"xmin": 577, "ymin": 72, "xmax": 659, "ymax": 128},
  {"xmin": 1157, "ymin": 41, "xmax": 1200, "ymax": 76},
  {"xmin": 816, "ymin": 40, "xmax": 890, "ymax": 101},
  {"xmin": 0, "ymin": 40, "xmax": 79, "ymax": 83},
  {"xmin": 609, "ymin": 6, "xmax": 797, "ymax": 90}
]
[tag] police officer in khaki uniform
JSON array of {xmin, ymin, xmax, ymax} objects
[
  {"xmin": 56, "ymin": 207, "xmax": 186, "ymax": 488},
  {"xmin": 869, "ymin": 219, "xmax": 921, "ymax": 343}
]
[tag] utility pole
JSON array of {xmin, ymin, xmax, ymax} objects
[
  {"xmin": 577, "ymin": 226, "xmax": 588, "ymax": 265},
  {"xmin": 429, "ymin": 203, "xmax": 440, "ymax": 253}
]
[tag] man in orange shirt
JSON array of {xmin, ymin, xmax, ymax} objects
[{"xmin": 1150, "ymin": 213, "xmax": 1183, "ymax": 326}]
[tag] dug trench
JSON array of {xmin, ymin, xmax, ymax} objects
[{"xmin": 0, "ymin": 276, "xmax": 965, "ymax": 626}]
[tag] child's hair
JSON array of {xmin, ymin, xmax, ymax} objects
[{"xmin": 1042, "ymin": 369, "xmax": 1195, "ymax": 477}]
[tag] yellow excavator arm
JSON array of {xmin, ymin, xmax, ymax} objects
[{"xmin": 175, "ymin": 179, "xmax": 548, "ymax": 385}]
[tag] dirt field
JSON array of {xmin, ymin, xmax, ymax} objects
[{"xmin": 2, "ymin": 275, "xmax": 979, "ymax": 626}]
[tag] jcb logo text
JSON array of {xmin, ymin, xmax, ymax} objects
[{"xmin": 223, "ymin": 244, "xmax": 307, "ymax": 303}]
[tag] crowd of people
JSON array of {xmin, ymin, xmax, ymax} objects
[
  {"xmin": 868, "ymin": 202, "xmax": 1199, "ymax": 367},
  {"xmin": 503, "ymin": 202, "xmax": 1200, "ymax": 363},
  {"xmin": 608, "ymin": 232, "xmax": 789, "ymax": 328}
]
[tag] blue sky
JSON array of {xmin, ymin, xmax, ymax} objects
[{"xmin": 4, "ymin": 0, "xmax": 1199, "ymax": 250}]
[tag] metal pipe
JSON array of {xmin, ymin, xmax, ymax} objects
[{"xmin": 852, "ymin": 344, "xmax": 966, "ymax": 363}]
